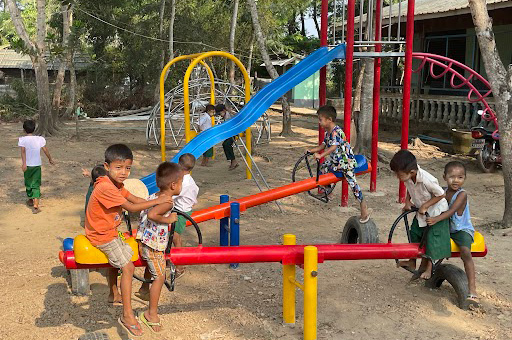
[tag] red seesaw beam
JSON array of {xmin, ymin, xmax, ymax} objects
[
  {"xmin": 187, "ymin": 170, "xmax": 369, "ymax": 225},
  {"xmin": 60, "ymin": 243, "xmax": 487, "ymax": 269}
]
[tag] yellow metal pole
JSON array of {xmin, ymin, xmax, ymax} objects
[
  {"xmin": 303, "ymin": 246, "xmax": 318, "ymax": 340},
  {"xmin": 282, "ymin": 234, "xmax": 296, "ymax": 325},
  {"xmin": 182, "ymin": 51, "xmax": 252, "ymax": 178},
  {"xmin": 159, "ymin": 52, "xmax": 205, "ymax": 161}
]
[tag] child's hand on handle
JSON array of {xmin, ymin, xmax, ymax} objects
[
  {"xmin": 314, "ymin": 152, "xmax": 322, "ymax": 160},
  {"xmin": 402, "ymin": 202, "xmax": 413, "ymax": 212},
  {"xmin": 426, "ymin": 215, "xmax": 439, "ymax": 226},
  {"xmin": 418, "ymin": 204, "xmax": 428, "ymax": 215},
  {"xmin": 82, "ymin": 168, "xmax": 90, "ymax": 177}
]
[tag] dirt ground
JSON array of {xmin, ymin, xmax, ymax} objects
[{"xmin": 0, "ymin": 111, "xmax": 511, "ymax": 340}]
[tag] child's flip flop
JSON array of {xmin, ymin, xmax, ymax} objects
[
  {"xmin": 117, "ymin": 317, "xmax": 143, "ymax": 337},
  {"xmin": 139, "ymin": 311, "xmax": 163, "ymax": 334}
]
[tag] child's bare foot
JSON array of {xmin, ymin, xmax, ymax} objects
[
  {"xmin": 420, "ymin": 270, "xmax": 432, "ymax": 280},
  {"xmin": 134, "ymin": 289, "xmax": 150, "ymax": 301},
  {"xmin": 397, "ymin": 259, "xmax": 416, "ymax": 271},
  {"xmin": 108, "ymin": 292, "xmax": 123, "ymax": 305},
  {"xmin": 420, "ymin": 261, "xmax": 433, "ymax": 280},
  {"xmin": 140, "ymin": 311, "xmax": 163, "ymax": 333}
]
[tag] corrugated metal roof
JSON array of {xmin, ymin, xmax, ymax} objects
[
  {"xmin": 0, "ymin": 48, "xmax": 92, "ymax": 70},
  {"xmin": 382, "ymin": 0, "xmax": 511, "ymax": 21},
  {"xmin": 345, "ymin": 0, "xmax": 512, "ymax": 27}
]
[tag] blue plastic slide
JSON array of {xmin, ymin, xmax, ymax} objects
[{"xmin": 142, "ymin": 44, "xmax": 346, "ymax": 194}]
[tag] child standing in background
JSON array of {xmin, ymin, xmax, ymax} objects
[
  {"xmin": 82, "ymin": 165, "xmax": 108, "ymax": 212},
  {"xmin": 18, "ymin": 119, "xmax": 55, "ymax": 213},
  {"xmin": 198, "ymin": 104, "xmax": 215, "ymax": 166}
]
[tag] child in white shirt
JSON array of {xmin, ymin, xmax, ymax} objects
[
  {"xmin": 198, "ymin": 104, "xmax": 215, "ymax": 166},
  {"xmin": 390, "ymin": 150, "xmax": 450, "ymax": 280},
  {"xmin": 18, "ymin": 120, "xmax": 55, "ymax": 213},
  {"xmin": 172, "ymin": 153, "xmax": 199, "ymax": 278}
]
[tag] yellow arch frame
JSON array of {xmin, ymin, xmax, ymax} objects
[{"xmin": 159, "ymin": 51, "xmax": 252, "ymax": 179}]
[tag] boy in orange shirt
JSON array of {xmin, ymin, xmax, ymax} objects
[{"xmin": 85, "ymin": 144, "xmax": 172, "ymax": 337}]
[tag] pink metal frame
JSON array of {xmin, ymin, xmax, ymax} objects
[{"xmin": 412, "ymin": 52, "xmax": 499, "ymax": 139}]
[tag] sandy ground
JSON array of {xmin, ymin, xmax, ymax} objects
[{"xmin": 0, "ymin": 111, "xmax": 511, "ymax": 340}]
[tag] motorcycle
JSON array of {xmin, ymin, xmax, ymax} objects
[{"xmin": 471, "ymin": 110, "xmax": 501, "ymax": 173}]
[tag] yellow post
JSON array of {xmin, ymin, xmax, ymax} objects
[
  {"xmin": 303, "ymin": 246, "xmax": 318, "ymax": 340},
  {"xmin": 282, "ymin": 234, "xmax": 296, "ymax": 325},
  {"xmin": 182, "ymin": 51, "xmax": 253, "ymax": 179},
  {"xmin": 158, "ymin": 52, "xmax": 204, "ymax": 161}
]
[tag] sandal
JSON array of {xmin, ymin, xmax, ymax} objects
[
  {"xmin": 139, "ymin": 311, "xmax": 163, "ymax": 334},
  {"xmin": 117, "ymin": 317, "xmax": 143, "ymax": 337},
  {"xmin": 228, "ymin": 163, "xmax": 239, "ymax": 171}
]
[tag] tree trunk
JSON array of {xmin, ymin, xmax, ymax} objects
[
  {"xmin": 160, "ymin": 0, "xmax": 176, "ymax": 87},
  {"xmin": 6, "ymin": 0, "xmax": 55, "ymax": 135},
  {"xmin": 52, "ymin": 4, "xmax": 72, "ymax": 123},
  {"xmin": 300, "ymin": 11, "xmax": 306, "ymax": 36},
  {"xmin": 247, "ymin": 0, "xmax": 293, "ymax": 135},
  {"xmin": 287, "ymin": 11, "xmax": 297, "ymax": 36},
  {"xmin": 354, "ymin": 58, "xmax": 373, "ymax": 156},
  {"xmin": 353, "ymin": 62, "xmax": 366, "ymax": 113},
  {"xmin": 66, "ymin": 61, "xmax": 77, "ymax": 118},
  {"xmin": 247, "ymin": 33, "xmax": 255, "ymax": 76},
  {"xmin": 33, "ymin": 55, "xmax": 55, "ymax": 135},
  {"xmin": 469, "ymin": 0, "xmax": 512, "ymax": 227},
  {"xmin": 312, "ymin": 0, "xmax": 321, "ymax": 38},
  {"xmin": 153, "ymin": 0, "xmax": 167, "ymax": 102},
  {"xmin": 229, "ymin": 0, "xmax": 239, "ymax": 85},
  {"xmin": 68, "ymin": 61, "xmax": 78, "ymax": 139}
]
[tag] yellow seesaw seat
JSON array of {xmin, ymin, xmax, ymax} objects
[
  {"xmin": 73, "ymin": 234, "xmax": 139, "ymax": 264},
  {"xmin": 450, "ymin": 231, "xmax": 485, "ymax": 253}
]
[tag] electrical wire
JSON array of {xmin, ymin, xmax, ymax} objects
[{"xmin": 76, "ymin": 7, "xmax": 255, "ymax": 61}]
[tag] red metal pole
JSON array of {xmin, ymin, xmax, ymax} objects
[
  {"xmin": 371, "ymin": 0, "xmax": 382, "ymax": 192},
  {"xmin": 342, "ymin": 0, "xmax": 356, "ymax": 206},
  {"xmin": 399, "ymin": 0, "xmax": 415, "ymax": 203},
  {"xmin": 319, "ymin": 0, "xmax": 328, "ymax": 145},
  {"xmin": 61, "ymin": 244, "xmax": 487, "ymax": 269}
]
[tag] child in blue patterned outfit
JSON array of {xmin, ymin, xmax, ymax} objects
[
  {"xmin": 307, "ymin": 105, "xmax": 370, "ymax": 223},
  {"xmin": 426, "ymin": 161, "xmax": 478, "ymax": 306}
]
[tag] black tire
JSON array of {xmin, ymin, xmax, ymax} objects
[
  {"xmin": 78, "ymin": 332, "xmax": 110, "ymax": 340},
  {"xmin": 70, "ymin": 269, "xmax": 90, "ymax": 296},
  {"xmin": 425, "ymin": 263, "xmax": 470, "ymax": 310},
  {"xmin": 340, "ymin": 216, "xmax": 379, "ymax": 244},
  {"xmin": 477, "ymin": 144, "xmax": 497, "ymax": 173}
]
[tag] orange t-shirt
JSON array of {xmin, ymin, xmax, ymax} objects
[{"xmin": 85, "ymin": 176, "xmax": 131, "ymax": 246}]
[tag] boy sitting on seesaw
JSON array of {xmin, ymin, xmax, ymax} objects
[
  {"xmin": 390, "ymin": 150, "xmax": 450, "ymax": 280},
  {"xmin": 307, "ymin": 105, "xmax": 370, "ymax": 223},
  {"xmin": 135, "ymin": 161, "xmax": 183, "ymax": 333},
  {"xmin": 85, "ymin": 144, "xmax": 172, "ymax": 337},
  {"xmin": 426, "ymin": 161, "xmax": 478, "ymax": 305}
]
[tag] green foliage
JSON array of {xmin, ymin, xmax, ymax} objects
[{"xmin": 0, "ymin": 79, "xmax": 38, "ymax": 121}]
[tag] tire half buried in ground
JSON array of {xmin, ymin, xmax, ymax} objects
[{"xmin": 340, "ymin": 216, "xmax": 379, "ymax": 244}]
